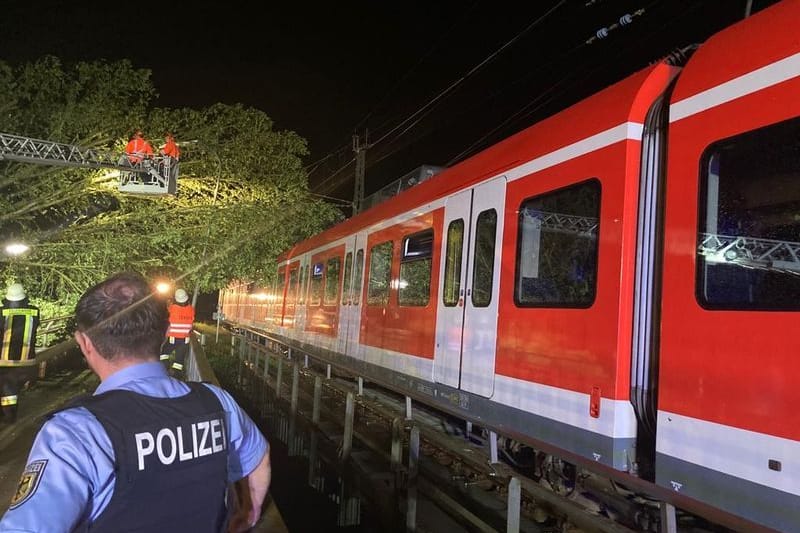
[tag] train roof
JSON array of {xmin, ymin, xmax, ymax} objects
[
  {"xmin": 670, "ymin": 0, "xmax": 800, "ymax": 111},
  {"xmin": 280, "ymin": 60, "xmax": 675, "ymax": 263}
]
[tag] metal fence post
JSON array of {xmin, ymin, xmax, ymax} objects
[
  {"xmin": 507, "ymin": 477, "xmax": 521, "ymax": 533},
  {"xmin": 342, "ymin": 392, "xmax": 355, "ymax": 462},
  {"xmin": 312, "ymin": 376, "xmax": 322, "ymax": 425},
  {"xmin": 406, "ymin": 426, "xmax": 420, "ymax": 532}
]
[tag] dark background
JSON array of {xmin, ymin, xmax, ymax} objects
[{"xmin": 0, "ymin": 0, "xmax": 780, "ymax": 211}]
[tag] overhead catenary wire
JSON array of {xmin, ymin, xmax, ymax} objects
[
  {"xmin": 368, "ymin": 0, "xmax": 568, "ymax": 152},
  {"xmin": 307, "ymin": 3, "xmax": 480, "ymax": 185},
  {"xmin": 312, "ymin": 1, "xmax": 568, "ymax": 195}
]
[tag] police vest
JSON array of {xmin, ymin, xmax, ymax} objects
[
  {"xmin": 69, "ymin": 382, "xmax": 229, "ymax": 532},
  {"xmin": 1, "ymin": 301, "xmax": 39, "ymax": 366},
  {"xmin": 168, "ymin": 303, "xmax": 195, "ymax": 339}
]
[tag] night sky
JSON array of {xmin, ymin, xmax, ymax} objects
[{"xmin": 0, "ymin": 0, "xmax": 780, "ymax": 208}]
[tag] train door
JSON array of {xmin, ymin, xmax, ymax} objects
[
  {"xmin": 282, "ymin": 261, "xmax": 300, "ymax": 328},
  {"xmin": 295, "ymin": 256, "xmax": 310, "ymax": 334},
  {"xmin": 337, "ymin": 235, "xmax": 363, "ymax": 354},
  {"xmin": 434, "ymin": 177, "xmax": 506, "ymax": 397}
]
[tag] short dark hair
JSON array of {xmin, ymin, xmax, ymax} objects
[{"xmin": 75, "ymin": 272, "xmax": 168, "ymax": 360}]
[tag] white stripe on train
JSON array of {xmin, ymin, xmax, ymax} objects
[{"xmin": 657, "ymin": 410, "xmax": 800, "ymax": 496}]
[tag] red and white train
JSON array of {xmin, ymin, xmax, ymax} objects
[{"xmin": 221, "ymin": 2, "xmax": 799, "ymax": 531}]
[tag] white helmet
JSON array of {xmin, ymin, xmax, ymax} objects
[
  {"xmin": 6, "ymin": 283, "xmax": 26, "ymax": 301},
  {"xmin": 174, "ymin": 288, "xmax": 189, "ymax": 303}
]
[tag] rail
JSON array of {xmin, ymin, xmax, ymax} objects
[{"xmin": 224, "ymin": 322, "xmax": 768, "ymax": 533}]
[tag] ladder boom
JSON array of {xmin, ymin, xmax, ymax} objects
[
  {"xmin": 0, "ymin": 132, "xmax": 136, "ymax": 172},
  {"xmin": 0, "ymin": 132, "xmax": 177, "ymax": 196}
]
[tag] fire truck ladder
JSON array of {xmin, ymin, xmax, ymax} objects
[
  {"xmin": 0, "ymin": 132, "xmax": 176, "ymax": 195},
  {"xmin": 699, "ymin": 233, "xmax": 800, "ymax": 275}
]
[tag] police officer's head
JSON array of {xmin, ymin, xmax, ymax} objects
[{"xmin": 75, "ymin": 272, "xmax": 169, "ymax": 361}]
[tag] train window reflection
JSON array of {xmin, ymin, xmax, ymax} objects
[
  {"xmin": 353, "ymin": 249, "xmax": 364, "ymax": 305},
  {"xmin": 443, "ymin": 219, "xmax": 464, "ymax": 307},
  {"xmin": 342, "ymin": 252, "xmax": 353, "ymax": 305},
  {"xmin": 325, "ymin": 257, "xmax": 341, "ymax": 305},
  {"xmin": 368, "ymin": 241, "xmax": 393, "ymax": 306},
  {"xmin": 399, "ymin": 229, "xmax": 433, "ymax": 307},
  {"xmin": 472, "ymin": 209, "xmax": 497, "ymax": 308},
  {"xmin": 514, "ymin": 179, "xmax": 600, "ymax": 307},
  {"xmin": 310, "ymin": 262, "xmax": 323, "ymax": 306},
  {"xmin": 697, "ymin": 118, "xmax": 800, "ymax": 310}
]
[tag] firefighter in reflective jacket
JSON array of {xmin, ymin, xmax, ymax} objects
[
  {"xmin": 162, "ymin": 288, "xmax": 194, "ymax": 375},
  {"xmin": 0, "ymin": 283, "xmax": 40, "ymax": 423}
]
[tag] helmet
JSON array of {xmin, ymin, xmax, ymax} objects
[
  {"xmin": 174, "ymin": 288, "xmax": 189, "ymax": 303},
  {"xmin": 6, "ymin": 283, "xmax": 26, "ymax": 301}
]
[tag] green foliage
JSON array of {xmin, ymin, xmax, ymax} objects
[{"xmin": 0, "ymin": 56, "xmax": 342, "ymax": 306}]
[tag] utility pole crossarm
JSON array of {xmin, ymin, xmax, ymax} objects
[{"xmin": 0, "ymin": 132, "xmax": 134, "ymax": 173}]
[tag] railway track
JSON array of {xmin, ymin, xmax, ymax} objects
[{"xmin": 202, "ymin": 325, "xmax": 740, "ymax": 533}]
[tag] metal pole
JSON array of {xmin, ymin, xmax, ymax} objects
[
  {"xmin": 660, "ymin": 502, "xmax": 677, "ymax": 533},
  {"xmin": 352, "ymin": 132, "xmax": 368, "ymax": 215},
  {"xmin": 291, "ymin": 364, "xmax": 299, "ymax": 416},
  {"xmin": 406, "ymin": 426, "xmax": 420, "ymax": 532},
  {"xmin": 405, "ymin": 396, "xmax": 413, "ymax": 420},
  {"xmin": 391, "ymin": 417, "xmax": 403, "ymax": 471},
  {"xmin": 215, "ymin": 304, "xmax": 221, "ymax": 343},
  {"xmin": 312, "ymin": 376, "xmax": 322, "ymax": 425},
  {"xmin": 326, "ymin": 363, "xmax": 332, "ymax": 380},
  {"xmin": 489, "ymin": 431, "xmax": 499, "ymax": 464},
  {"xmin": 276, "ymin": 358, "xmax": 283, "ymax": 401},
  {"xmin": 342, "ymin": 392, "xmax": 355, "ymax": 462},
  {"xmin": 357, "ymin": 376, "xmax": 363, "ymax": 396},
  {"xmin": 507, "ymin": 477, "xmax": 521, "ymax": 533}
]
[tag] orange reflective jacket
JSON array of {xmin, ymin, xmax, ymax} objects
[
  {"xmin": 167, "ymin": 303, "xmax": 195, "ymax": 338},
  {"xmin": 161, "ymin": 139, "xmax": 180, "ymax": 159},
  {"xmin": 125, "ymin": 137, "xmax": 154, "ymax": 164}
]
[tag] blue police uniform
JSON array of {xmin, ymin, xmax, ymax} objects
[{"xmin": 0, "ymin": 361, "xmax": 268, "ymax": 532}]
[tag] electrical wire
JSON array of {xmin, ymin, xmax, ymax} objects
[{"xmin": 368, "ymin": 1, "xmax": 568, "ymax": 152}]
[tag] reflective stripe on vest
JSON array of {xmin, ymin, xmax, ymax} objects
[
  {"xmin": 2, "ymin": 307, "xmax": 38, "ymax": 362},
  {"xmin": 167, "ymin": 304, "xmax": 195, "ymax": 339},
  {"xmin": 1, "ymin": 395, "xmax": 18, "ymax": 406}
]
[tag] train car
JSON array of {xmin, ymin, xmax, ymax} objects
[{"xmin": 222, "ymin": 2, "xmax": 799, "ymax": 531}]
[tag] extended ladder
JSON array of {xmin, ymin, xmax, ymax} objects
[{"xmin": 0, "ymin": 132, "xmax": 177, "ymax": 195}]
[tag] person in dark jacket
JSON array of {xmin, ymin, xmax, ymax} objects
[{"xmin": 0, "ymin": 283, "xmax": 40, "ymax": 424}]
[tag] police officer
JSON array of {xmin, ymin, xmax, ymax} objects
[
  {"xmin": 0, "ymin": 272, "xmax": 270, "ymax": 532},
  {"xmin": 0, "ymin": 283, "xmax": 40, "ymax": 424},
  {"xmin": 162, "ymin": 288, "xmax": 195, "ymax": 376}
]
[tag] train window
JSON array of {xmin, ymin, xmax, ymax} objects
[
  {"xmin": 342, "ymin": 252, "xmax": 353, "ymax": 305},
  {"xmin": 697, "ymin": 118, "xmax": 800, "ymax": 310},
  {"xmin": 443, "ymin": 219, "xmax": 464, "ymax": 307},
  {"xmin": 310, "ymin": 262, "xmax": 323, "ymax": 306},
  {"xmin": 472, "ymin": 210, "xmax": 497, "ymax": 308},
  {"xmin": 367, "ymin": 241, "xmax": 393, "ymax": 306},
  {"xmin": 514, "ymin": 179, "xmax": 600, "ymax": 307},
  {"xmin": 399, "ymin": 229, "xmax": 433, "ymax": 307},
  {"xmin": 324, "ymin": 257, "xmax": 341, "ymax": 305},
  {"xmin": 353, "ymin": 249, "xmax": 364, "ymax": 305}
]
